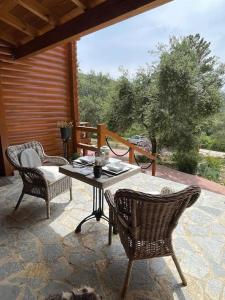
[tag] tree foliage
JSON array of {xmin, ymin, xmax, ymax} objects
[
  {"xmin": 78, "ymin": 71, "xmax": 116, "ymax": 126},
  {"xmin": 78, "ymin": 34, "xmax": 225, "ymax": 173},
  {"xmin": 151, "ymin": 34, "xmax": 225, "ymax": 153}
]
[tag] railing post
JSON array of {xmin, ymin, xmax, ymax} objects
[
  {"xmin": 97, "ymin": 123, "xmax": 106, "ymax": 150},
  {"xmin": 75, "ymin": 122, "xmax": 80, "ymax": 154},
  {"xmin": 152, "ymin": 154, "xmax": 156, "ymax": 176},
  {"xmin": 129, "ymin": 146, "xmax": 135, "ymax": 164}
]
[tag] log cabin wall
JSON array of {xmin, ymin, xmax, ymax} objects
[{"xmin": 0, "ymin": 40, "xmax": 78, "ymax": 176}]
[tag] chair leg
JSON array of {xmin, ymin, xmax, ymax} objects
[
  {"xmin": 46, "ymin": 201, "xmax": 50, "ymax": 219},
  {"xmin": 14, "ymin": 191, "xmax": 24, "ymax": 210},
  {"xmin": 172, "ymin": 254, "xmax": 187, "ymax": 286},
  {"xmin": 121, "ymin": 259, "xmax": 133, "ymax": 299},
  {"xmin": 69, "ymin": 186, "xmax": 73, "ymax": 201}
]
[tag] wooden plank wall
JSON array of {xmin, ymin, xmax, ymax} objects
[{"xmin": 0, "ymin": 40, "xmax": 78, "ymax": 175}]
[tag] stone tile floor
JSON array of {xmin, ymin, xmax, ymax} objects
[{"xmin": 0, "ymin": 173, "xmax": 224, "ymax": 300}]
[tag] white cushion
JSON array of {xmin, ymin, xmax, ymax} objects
[
  {"xmin": 37, "ymin": 166, "xmax": 65, "ymax": 183},
  {"xmin": 20, "ymin": 149, "xmax": 42, "ymax": 168}
]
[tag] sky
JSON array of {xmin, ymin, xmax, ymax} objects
[{"xmin": 78, "ymin": 0, "xmax": 225, "ymax": 78}]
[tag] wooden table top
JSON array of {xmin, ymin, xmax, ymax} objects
[{"xmin": 59, "ymin": 162, "xmax": 141, "ymax": 189}]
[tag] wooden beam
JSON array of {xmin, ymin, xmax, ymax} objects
[
  {"xmin": 0, "ymin": 13, "xmax": 37, "ymax": 36},
  {"xmin": 14, "ymin": 0, "xmax": 171, "ymax": 59},
  {"xmin": 17, "ymin": 0, "xmax": 56, "ymax": 25},
  {"xmin": 70, "ymin": 0, "xmax": 86, "ymax": 10}
]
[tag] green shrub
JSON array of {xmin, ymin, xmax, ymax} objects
[
  {"xmin": 173, "ymin": 151, "xmax": 200, "ymax": 174},
  {"xmin": 210, "ymin": 139, "xmax": 225, "ymax": 152},
  {"xmin": 135, "ymin": 154, "xmax": 151, "ymax": 163},
  {"xmin": 200, "ymin": 135, "xmax": 215, "ymax": 150},
  {"xmin": 200, "ymin": 134, "xmax": 225, "ymax": 152},
  {"xmin": 197, "ymin": 156, "xmax": 223, "ymax": 181}
]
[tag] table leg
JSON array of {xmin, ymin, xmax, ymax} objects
[{"xmin": 75, "ymin": 186, "xmax": 109, "ymax": 233}]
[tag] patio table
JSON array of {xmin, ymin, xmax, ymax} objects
[{"xmin": 59, "ymin": 162, "xmax": 141, "ymax": 233}]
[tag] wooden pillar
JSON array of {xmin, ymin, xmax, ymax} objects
[
  {"xmin": 68, "ymin": 41, "xmax": 80, "ymax": 153},
  {"xmin": 0, "ymin": 77, "xmax": 11, "ymax": 176}
]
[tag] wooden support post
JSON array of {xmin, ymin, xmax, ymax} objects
[
  {"xmin": 0, "ymin": 76, "xmax": 11, "ymax": 176},
  {"xmin": 129, "ymin": 146, "xmax": 135, "ymax": 164},
  {"xmin": 152, "ymin": 154, "xmax": 156, "ymax": 176},
  {"xmin": 68, "ymin": 41, "xmax": 79, "ymax": 154},
  {"xmin": 97, "ymin": 123, "xmax": 106, "ymax": 150}
]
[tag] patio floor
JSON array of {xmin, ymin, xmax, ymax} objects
[{"xmin": 0, "ymin": 173, "xmax": 224, "ymax": 300}]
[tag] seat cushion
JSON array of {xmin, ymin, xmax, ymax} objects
[
  {"xmin": 37, "ymin": 166, "xmax": 66, "ymax": 183},
  {"xmin": 20, "ymin": 148, "xmax": 42, "ymax": 168}
]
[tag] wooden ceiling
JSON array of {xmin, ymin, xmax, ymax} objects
[{"xmin": 0, "ymin": 0, "xmax": 171, "ymax": 59}]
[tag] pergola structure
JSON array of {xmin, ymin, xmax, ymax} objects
[{"xmin": 0, "ymin": 0, "xmax": 171, "ymax": 175}]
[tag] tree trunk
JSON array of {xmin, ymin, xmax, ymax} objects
[{"xmin": 150, "ymin": 137, "xmax": 157, "ymax": 154}]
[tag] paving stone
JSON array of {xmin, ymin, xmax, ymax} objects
[
  {"xmin": 23, "ymin": 287, "xmax": 36, "ymax": 300},
  {"xmin": 181, "ymin": 252, "xmax": 209, "ymax": 279},
  {"xmin": 185, "ymin": 224, "xmax": 209, "ymax": 236},
  {"xmin": 209, "ymin": 261, "xmax": 225, "ymax": 277},
  {"xmin": 0, "ymin": 262, "xmax": 24, "ymax": 280},
  {"xmin": 0, "ymin": 245, "xmax": 11, "ymax": 259},
  {"xmin": 42, "ymin": 244, "xmax": 64, "ymax": 263},
  {"xmin": 30, "ymin": 225, "xmax": 61, "ymax": 244},
  {"xmin": 0, "ymin": 174, "xmax": 224, "ymax": 299},
  {"xmin": 198, "ymin": 205, "xmax": 223, "ymax": 216},
  {"xmin": 0, "ymin": 284, "xmax": 20, "ymax": 300},
  {"xmin": 206, "ymin": 279, "xmax": 224, "ymax": 299},
  {"xmin": 67, "ymin": 264, "xmax": 104, "ymax": 296},
  {"xmin": 187, "ymin": 208, "xmax": 213, "ymax": 224},
  {"xmin": 49, "ymin": 257, "xmax": 73, "ymax": 280},
  {"xmin": 40, "ymin": 281, "xmax": 72, "ymax": 298},
  {"xmin": 63, "ymin": 233, "xmax": 81, "ymax": 248},
  {"xmin": 10, "ymin": 277, "xmax": 46, "ymax": 289},
  {"xmin": 192, "ymin": 236, "xmax": 224, "ymax": 264}
]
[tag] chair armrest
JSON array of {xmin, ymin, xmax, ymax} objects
[
  {"xmin": 104, "ymin": 190, "xmax": 116, "ymax": 210},
  {"xmin": 18, "ymin": 167, "xmax": 48, "ymax": 187},
  {"xmin": 42, "ymin": 155, "xmax": 69, "ymax": 166}
]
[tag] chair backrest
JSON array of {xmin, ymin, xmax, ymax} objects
[
  {"xmin": 6, "ymin": 141, "xmax": 45, "ymax": 169},
  {"xmin": 114, "ymin": 185, "xmax": 201, "ymax": 242}
]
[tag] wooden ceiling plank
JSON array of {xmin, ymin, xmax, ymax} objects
[
  {"xmin": 14, "ymin": 0, "xmax": 171, "ymax": 59},
  {"xmin": 0, "ymin": 31, "xmax": 17, "ymax": 46},
  {"xmin": 0, "ymin": 13, "xmax": 37, "ymax": 36},
  {"xmin": 16, "ymin": 0, "xmax": 56, "ymax": 25},
  {"xmin": 0, "ymin": 0, "xmax": 18, "ymax": 12},
  {"xmin": 59, "ymin": 7, "xmax": 83, "ymax": 24},
  {"xmin": 70, "ymin": 0, "xmax": 86, "ymax": 10}
]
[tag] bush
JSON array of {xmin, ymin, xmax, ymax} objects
[
  {"xmin": 197, "ymin": 156, "xmax": 223, "ymax": 181},
  {"xmin": 210, "ymin": 139, "xmax": 225, "ymax": 152},
  {"xmin": 200, "ymin": 135, "xmax": 215, "ymax": 150},
  {"xmin": 135, "ymin": 154, "xmax": 151, "ymax": 163},
  {"xmin": 200, "ymin": 134, "xmax": 225, "ymax": 152},
  {"xmin": 173, "ymin": 151, "xmax": 200, "ymax": 174}
]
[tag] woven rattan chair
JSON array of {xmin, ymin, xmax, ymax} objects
[
  {"xmin": 105, "ymin": 185, "xmax": 201, "ymax": 298},
  {"xmin": 6, "ymin": 141, "xmax": 72, "ymax": 219}
]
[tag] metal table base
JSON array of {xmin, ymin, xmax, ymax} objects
[{"xmin": 75, "ymin": 186, "xmax": 109, "ymax": 233}]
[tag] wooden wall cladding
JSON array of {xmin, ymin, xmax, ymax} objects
[{"xmin": 0, "ymin": 40, "xmax": 77, "ymax": 175}]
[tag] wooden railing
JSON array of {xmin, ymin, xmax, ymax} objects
[{"xmin": 75, "ymin": 123, "xmax": 156, "ymax": 176}]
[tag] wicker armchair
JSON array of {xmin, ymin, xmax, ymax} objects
[
  {"xmin": 6, "ymin": 141, "xmax": 72, "ymax": 219},
  {"xmin": 105, "ymin": 185, "xmax": 201, "ymax": 298}
]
